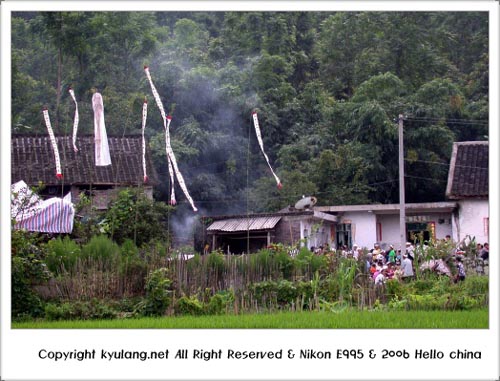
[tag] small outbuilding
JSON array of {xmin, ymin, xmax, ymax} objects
[{"xmin": 199, "ymin": 210, "xmax": 337, "ymax": 254}]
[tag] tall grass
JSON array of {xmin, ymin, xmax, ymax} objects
[
  {"xmin": 37, "ymin": 238, "xmax": 489, "ymax": 317},
  {"xmin": 40, "ymin": 237, "xmax": 168, "ymax": 300}
]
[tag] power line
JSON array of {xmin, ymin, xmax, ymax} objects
[
  {"xmin": 407, "ymin": 116, "xmax": 488, "ymax": 123},
  {"xmin": 404, "ymin": 117, "xmax": 489, "ymax": 126},
  {"xmin": 404, "ymin": 175, "xmax": 448, "ymax": 183},
  {"xmin": 404, "ymin": 158, "xmax": 488, "ymax": 171},
  {"xmin": 169, "ymin": 178, "xmax": 401, "ymax": 207}
]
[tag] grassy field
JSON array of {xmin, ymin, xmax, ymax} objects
[{"xmin": 12, "ymin": 309, "xmax": 488, "ymax": 329}]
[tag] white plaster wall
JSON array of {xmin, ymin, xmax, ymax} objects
[
  {"xmin": 377, "ymin": 213, "xmax": 453, "ymax": 250},
  {"xmin": 377, "ymin": 214, "xmax": 400, "ymax": 249},
  {"xmin": 457, "ymin": 200, "xmax": 489, "ymax": 244},
  {"xmin": 341, "ymin": 212, "xmax": 377, "ymax": 250},
  {"xmin": 435, "ymin": 217, "xmax": 453, "ymax": 240}
]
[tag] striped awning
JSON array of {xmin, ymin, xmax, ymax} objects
[{"xmin": 207, "ymin": 216, "xmax": 281, "ymax": 232}]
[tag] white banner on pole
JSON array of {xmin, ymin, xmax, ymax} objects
[
  {"xmin": 252, "ymin": 112, "xmax": 282, "ymax": 189},
  {"xmin": 92, "ymin": 92, "xmax": 112, "ymax": 166},
  {"xmin": 42, "ymin": 108, "xmax": 63, "ymax": 179}
]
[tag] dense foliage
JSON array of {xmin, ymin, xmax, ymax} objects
[
  {"xmin": 11, "ymin": 11, "xmax": 488, "ymax": 214},
  {"xmin": 11, "ymin": 232, "xmax": 489, "ymax": 321}
]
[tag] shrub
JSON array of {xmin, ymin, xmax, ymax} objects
[
  {"xmin": 276, "ymin": 280, "xmax": 298, "ymax": 306},
  {"xmin": 142, "ymin": 268, "xmax": 173, "ymax": 316},
  {"xmin": 251, "ymin": 249, "xmax": 273, "ymax": 278},
  {"xmin": 388, "ymin": 295, "xmax": 408, "ymax": 310},
  {"xmin": 12, "ymin": 256, "xmax": 46, "ymax": 319},
  {"xmin": 296, "ymin": 281, "xmax": 314, "ymax": 302},
  {"xmin": 174, "ymin": 295, "xmax": 204, "ymax": 316},
  {"xmin": 104, "ymin": 189, "xmax": 173, "ymax": 246},
  {"xmin": 45, "ymin": 236, "xmax": 81, "ymax": 275},
  {"xmin": 81, "ymin": 235, "xmax": 120, "ymax": 270},
  {"xmin": 252, "ymin": 281, "xmax": 278, "ymax": 309},
  {"xmin": 207, "ymin": 251, "xmax": 226, "ymax": 279},
  {"xmin": 119, "ymin": 239, "xmax": 146, "ymax": 279},
  {"xmin": 317, "ymin": 275, "xmax": 339, "ymax": 302},
  {"xmin": 385, "ymin": 279, "xmax": 405, "ymax": 299},
  {"xmin": 205, "ymin": 290, "xmax": 235, "ymax": 315},
  {"xmin": 411, "ymin": 279, "xmax": 435, "ymax": 294},
  {"xmin": 11, "ymin": 230, "xmax": 51, "ymax": 319},
  {"xmin": 462, "ymin": 276, "xmax": 488, "ymax": 297},
  {"xmin": 45, "ymin": 302, "xmax": 74, "ymax": 321},
  {"xmin": 406, "ymin": 294, "xmax": 448, "ymax": 310},
  {"xmin": 274, "ymin": 250, "xmax": 294, "ymax": 279},
  {"xmin": 44, "ymin": 299, "xmax": 117, "ymax": 320}
]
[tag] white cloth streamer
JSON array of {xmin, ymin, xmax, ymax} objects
[
  {"xmin": 252, "ymin": 112, "xmax": 282, "ymax": 189},
  {"xmin": 92, "ymin": 92, "xmax": 112, "ymax": 166},
  {"xmin": 144, "ymin": 66, "xmax": 197, "ymax": 211},
  {"xmin": 68, "ymin": 88, "xmax": 79, "ymax": 152},
  {"xmin": 42, "ymin": 109, "xmax": 63, "ymax": 179},
  {"xmin": 142, "ymin": 99, "xmax": 148, "ymax": 182}
]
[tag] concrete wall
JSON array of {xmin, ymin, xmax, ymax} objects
[
  {"xmin": 377, "ymin": 214, "xmax": 400, "ymax": 249},
  {"xmin": 377, "ymin": 213, "xmax": 453, "ymax": 251},
  {"xmin": 456, "ymin": 199, "xmax": 489, "ymax": 245},
  {"xmin": 435, "ymin": 216, "xmax": 453, "ymax": 241},
  {"xmin": 339, "ymin": 212, "xmax": 377, "ymax": 250}
]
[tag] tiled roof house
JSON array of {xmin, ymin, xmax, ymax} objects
[
  {"xmin": 198, "ymin": 141, "xmax": 490, "ymax": 253},
  {"xmin": 11, "ymin": 134, "xmax": 158, "ymax": 209},
  {"xmin": 445, "ymin": 141, "xmax": 489, "ymax": 244},
  {"xmin": 446, "ymin": 141, "xmax": 489, "ymax": 199}
]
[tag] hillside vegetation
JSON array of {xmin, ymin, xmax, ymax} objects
[{"xmin": 12, "ymin": 12, "xmax": 488, "ymax": 214}]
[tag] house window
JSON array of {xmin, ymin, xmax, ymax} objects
[{"xmin": 336, "ymin": 223, "xmax": 352, "ymax": 249}]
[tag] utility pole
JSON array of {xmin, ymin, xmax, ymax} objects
[{"xmin": 398, "ymin": 114, "xmax": 406, "ymax": 254}]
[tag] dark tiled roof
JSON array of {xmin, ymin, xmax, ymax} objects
[
  {"xmin": 11, "ymin": 135, "xmax": 158, "ymax": 186},
  {"xmin": 446, "ymin": 141, "xmax": 488, "ymax": 199}
]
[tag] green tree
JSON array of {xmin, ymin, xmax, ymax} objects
[
  {"xmin": 312, "ymin": 146, "xmax": 373, "ymax": 206},
  {"xmin": 104, "ymin": 188, "xmax": 173, "ymax": 246},
  {"xmin": 248, "ymin": 170, "xmax": 317, "ymax": 213}
]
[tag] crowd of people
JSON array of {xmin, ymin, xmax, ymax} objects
[
  {"xmin": 363, "ymin": 242, "xmax": 416, "ymax": 286},
  {"xmin": 321, "ymin": 237, "xmax": 490, "ymax": 287},
  {"xmin": 308, "ymin": 234, "xmax": 489, "ymax": 287}
]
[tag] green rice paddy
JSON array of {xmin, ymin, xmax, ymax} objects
[{"xmin": 12, "ymin": 309, "xmax": 488, "ymax": 329}]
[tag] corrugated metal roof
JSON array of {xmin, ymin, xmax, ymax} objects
[{"xmin": 207, "ymin": 216, "xmax": 282, "ymax": 232}]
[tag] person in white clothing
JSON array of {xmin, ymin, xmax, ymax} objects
[
  {"xmin": 375, "ymin": 266, "xmax": 388, "ymax": 286},
  {"xmin": 401, "ymin": 254, "xmax": 414, "ymax": 281}
]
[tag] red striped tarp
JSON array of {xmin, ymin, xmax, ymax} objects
[{"xmin": 11, "ymin": 181, "xmax": 75, "ymax": 234}]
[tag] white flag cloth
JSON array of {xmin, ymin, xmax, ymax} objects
[
  {"xmin": 42, "ymin": 108, "xmax": 63, "ymax": 179},
  {"xmin": 141, "ymin": 99, "xmax": 148, "ymax": 183},
  {"xmin": 144, "ymin": 66, "xmax": 197, "ymax": 211},
  {"xmin": 92, "ymin": 92, "xmax": 112, "ymax": 166},
  {"xmin": 165, "ymin": 115, "xmax": 198, "ymax": 211},
  {"xmin": 165, "ymin": 117, "xmax": 176, "ymax": 205},
  {"xmin": 144, "ymin": 66, "xmax": 175, "ymax": 203},
  {"xmin": 252, "ymin": 112, "xmax": 282, "ymax": 189},
  {"xmin": 68, "ymin": 88, "xmax": 79, "ymax": 152}
]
